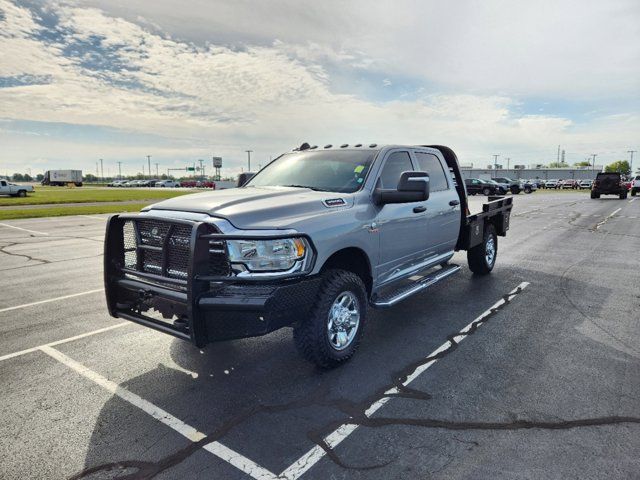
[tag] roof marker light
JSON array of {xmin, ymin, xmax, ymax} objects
[
  {"xmin": 369, "ymin": 143, "xmax": 377, "ymax": 148},
  {"xmin": 355, "ymin": 143, "xmax": 362, "ymax": 147},
  {"xmin": 340, "ymin": 144, "xmax": 348, "ymax": 148},
  {"xmin": 324, "ymin": 144, "xmax": 333, "ymax": 148},
  {"xmin": 310, "ymin": 145, "xmax": 318, "ymax": 149}
]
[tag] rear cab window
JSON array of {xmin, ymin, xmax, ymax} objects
[{"xmin": 413, "ymin": 151, "xmax": 449, "ymax": 192}]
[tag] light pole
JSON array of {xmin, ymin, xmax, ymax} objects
[
  {"xmin": 99, "ymin": 158, "xmax": 104, "ymax": 182},
  {"xmin": 628, "ymin": 150, "xmax": 637, "ymax": 175},
  {"xmin": 492, "ymin": 154, "xmax": 499, "ymax": 177},
  {"xmin": 117, "ymin": 161, "xmax": 122, "ymax": 179},
  {"xmin": 146, "ymin": 155, "xmax": 151, "ymax": 181},
  {"xmin": 155, "ymin": 163, "xmax": 159, "ymax": 178},
  {"xmin": 198, "ymin": 159, "xmax": 205, "ymax": 180},
  {"xmin": 591, "ymin": 154, "xmax": 597, "ymax": 172},
  {"xmin": 245, "ymin": 150, "xmax": 253, "ymax": 172}
]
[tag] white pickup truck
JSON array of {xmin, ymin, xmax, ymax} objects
[{"xmin": 0, "ymin": 179, "xmax": 34, "ymax": 197}]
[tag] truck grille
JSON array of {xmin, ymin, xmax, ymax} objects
[{"xmin": 122, "ymin": 219, "xmax": 230, "ymax": 281}]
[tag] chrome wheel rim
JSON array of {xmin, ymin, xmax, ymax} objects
[
  {"xmin": 485, "ymin": 235, "xmax": 496, "ymax": 266},
  {"xmin": 327, "ymin": 291, "xmax": 360, "ymax": 351}
]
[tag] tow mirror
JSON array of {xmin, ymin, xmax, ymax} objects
[{"xmin": 374, "ymin": 171, "xmax": 430, "ymax": 205}]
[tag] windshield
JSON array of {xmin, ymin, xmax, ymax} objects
[{"xmin": 246, "ymin": 150, "xmax": 376, "ymax": 193}]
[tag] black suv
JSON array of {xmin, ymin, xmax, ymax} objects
[
  {"xmin": 591, "ymin": 172, "xmax": 627, "ymax": 199},
  {"xmin": 464, "ymin": 178, "xmax": 505, "ymax": 196}
]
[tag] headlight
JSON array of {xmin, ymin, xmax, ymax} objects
[{"xmin": 227, "ymin": 237, "xmax": 308, "ymax": 272}]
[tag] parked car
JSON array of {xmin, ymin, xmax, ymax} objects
[
  {"xmin": 578, "ymin": 179, "xmax": 593, "ymax": 189},
  {"xmin": 464, "ymin": 178, "xmax": 505, "ymax": 195},
  {"xmin": 493, "ymin": 177, "xmax": 525, "ymax": 194},
  {"xmin": 560, "ymin": 179, "xmax": 579, "ymax": 189},
  {"xmin": 529, "ymin": 179, "xmax": 544, "ymax": 188},
  {"xmin": 544, "ymin": 179, "xmax": 560, "ymax": 189},
  {"xmin": 591, "ymin": 172, "xmax": 627, "ymax": 199},
  {"xmin": 631, "ymin": 175, "xmax": 640, "ymax": 196},
  {"xmin": 104, "ymin": 144, "xmax": 514, "ymax": 367},
  {"xmin": 108, "ymin": 180, "xmax": 127, "ymax": 187},
  {"xmin": 521, "ymin": 180, "xmax": 537, "ymax": 193},
  {"xmin": 155, "ymin": 180, "xmax": 181, "ymax": 188},
  {"xmin": 0, "ymin": 179, "xmax": 34, "ymax": 197}
]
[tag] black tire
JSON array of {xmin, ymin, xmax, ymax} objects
[
  {"xmin": 510, "ymin": 185, "xmax": 520, "ymax": 194},
  {"xmin": 17, "ymin": 190, "xmax": 27, "ymax": 197},
  {"xmin": 632, "ymin": 189, "xmax": 637, "ymax": 196},
  {"xmin": 293, "ymin": 269, "xmax": 367, "ymax": 369},
  {"xmin": 590, "ymin": 191, "xmax": 600, "ymax": 199},
  {"xmin": 467, "ymin": 223, "xmax": 497, "ymax": 275},
  {"xmin": 524, "ymin": 186, "xmax": 532, "ymax": 194},
  {"xmin": 619, "ymin": 192, "xmax": 627, "ymax": 200},
  {"xmin": 482, "ymin": 187, "xmax": 491, "ymax": 196}
]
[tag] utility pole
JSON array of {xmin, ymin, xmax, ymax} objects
[
  {"xmin": 155, "ymin": 163, "xmax": 159, "ymax": 177},
  {"xmin": 99, "ymin": 158, "xmax": 104, "ymax": 182},
  {"xmin": 96, "ymin": 162, "xmax": 99, "ymax": 181},
  {"xmin": 492, "ymin": 154, "xmax": 499, "ymax": 177},
  {"xmin": 146, "ymin": 155, "xmax": 151, "ymax": 180},
  {"xmin": 506, "ymin": 157, "xmax": 510, "ymax": 170},
  {"xmin": 245, "ymin": 150, "xmax": 253, "ymax": 172},
  {"xmin": 628, "ymin": 150, "xmax": 637, "ymax": 175},
  {"xmin": 198, "ymin": 159, "xmax": 205, "ymax": 180},
  {"xmin": 557, "ymin": 145, "xmax": 561, "ymax": 163},
  {"xmin": 117, "ymin": 161, "xmax": 122, "ymax": 179},
  {"xmin": 591, "ymin": 154, "xmax": 597, "ymax": 172}
]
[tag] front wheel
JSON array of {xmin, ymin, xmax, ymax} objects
[
  {"xmin": 467, "ymin": 223, "xmax": 497, "ymax": 275},
  {"xmin": 632, "ymin": 189, "xmax": 637, "ymax": 196},
  {"xmin": 591, "ymin": 191, "xmax": 600, "ymax": 199},
  {"xmin": 619, "ymin": 192, "xmax": 627, "ymax": 200},
  {"xmin": 524, "ymin": 186, "xmax": 532, "ymax": 194},
  {"xmin": 293, "ymin": 269, "xmax": 367, "ymax": 368},
  {"xmin": 482, "ymin": 187, "xmax": 491, "ymax": 196},
  {"xmin": 510, "ymin": 186, "xmax": 520, "ymax": 194}
]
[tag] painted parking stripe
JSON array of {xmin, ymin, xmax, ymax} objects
[
  {"xmin": 0, "ymin": 288, "xmax": 104, "ymax": 314},
  {"xmin": 0, "ymin": 222, "xmax": 49, "ymax": 235},
  {"xmin": 0, "ymin": 322, "xmax": 129, "ymax": 362},
  {"xmin": 40, "ymin": 345, "xmax": 279, "ymax": 480},
  {"xmin": 595, "ymin": 207, "xmax": 621, "ymax": 230},
  {"xmin": 280, "ymin": 282, "xmax": 530, "ymax": 480}
]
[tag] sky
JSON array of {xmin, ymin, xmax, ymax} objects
[{"xmin": 1, "ymin": 0, "xmax": 639, "ymax": 178}]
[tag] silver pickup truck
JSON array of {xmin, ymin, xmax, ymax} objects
[
  {"xmin": 0, "ymin": 179, "xmax": 34, "ymax": 197},
  {"xmin": 105, "ymin": 144, "xmax": 512, "ymax": 367}
]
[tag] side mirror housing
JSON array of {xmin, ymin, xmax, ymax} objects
[{"xmin": 374, "ymin": 171, "xmax": 430, "ymax": 205}]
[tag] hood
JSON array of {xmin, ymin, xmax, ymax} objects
[{"xmin": 145, "ymin": 186, "xmax": 354, "ymax": 229}]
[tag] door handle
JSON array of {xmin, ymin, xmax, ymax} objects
[
  {"xmin": 449, "ymin": 199, "xmax": 460, "ymax": 206},
  {"xmin": 413, "ymin": 206, "xmax": 427, "ymax": 213}
]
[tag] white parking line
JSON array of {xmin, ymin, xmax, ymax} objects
[
  {"xmin": 595, "ymin": 207, "xmax": 621, "ymax": 230},
  {"xmin": 0, "ymin": 288, "xmax": 104, "ymax": 314},
  {"xmin": 0, "ymin": 322, "xmax": 129, "ymax": 362},
  {"xmin": 0, "ymin": 222, "xmax": 49, "ymax": 236},
  {"xmin": 40, "ymin": 345, "xmax": 280, "ymax": 480},
  {"xmin": 629, "ymin": 197, "xmax": 636, "ymax": 203},
  {"xmin": 280, "ymin": 282, "xmax": 530, "ymax": 480}
]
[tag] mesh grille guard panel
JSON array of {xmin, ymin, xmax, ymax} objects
[{"xmin": 121, "ymin": 219, "xmax": 230, "ymax": 283}]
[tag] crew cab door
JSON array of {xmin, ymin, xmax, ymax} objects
[
  {"xmin": 373, "ymin": 150, "xmax": 431, "ymax": 285},
  {"xmin": 413, "ymin": 150, "xmax": 461, "ymax": 255},
  {"xmin": 0, "ymin": 180, "xmax": 8, "ymax": 194}
]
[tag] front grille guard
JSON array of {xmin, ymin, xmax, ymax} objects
[{"xmin": 104, "ymin": 214, "xmax": 316, "ymax": 346}]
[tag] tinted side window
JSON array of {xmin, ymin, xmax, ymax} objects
[
  {"xmin": 414, "ymin": 152, "xmax": 449, "ymax": 191},
  {"xmin": 0, "ymin": 181, "xmax": 6, "ymax": 186},
  {"xmin": 379, "ymin": 151, "xmax": 413, "ymax": 189}
]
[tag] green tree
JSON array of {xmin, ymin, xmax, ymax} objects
[
  {"xmin": 605, "ymin": 160, "xmax": 630, "ymax": 175},
  {"xmin": 12, "ymin": 173, "xmax": 24, "ymax": 181},
  {"xmin": 573, "ymin": 161, "xmax": 591, "ymax": 167},
  {"xmin": 36, "ymin": 173, "xmax": 44, "ymax": 182},
  {"xmin": 548, "ymin": 161, "xmax": 569, "ymax": 168}
]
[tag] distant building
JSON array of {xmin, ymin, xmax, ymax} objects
[{"xmin": 460, "ymin": 166, "xmax": 603, "ymax": 181}]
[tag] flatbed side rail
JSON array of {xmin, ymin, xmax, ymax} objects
[{"xmin": 462, "ymin": 196, "xmax": 513, "ymax": 250}]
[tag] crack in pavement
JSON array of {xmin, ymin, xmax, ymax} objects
[{"xmin": 0, "ymin": 242, "xmax": 51, "ymax": 264}]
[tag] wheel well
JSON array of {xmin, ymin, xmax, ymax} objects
[{"xmin": 321, "ymin": 248, "xmax": 372, "ymax": 296}]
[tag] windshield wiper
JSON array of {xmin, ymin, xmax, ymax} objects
[{"xmin": 281, "ymin": 184, "xmax": 332, "ymax": 192}]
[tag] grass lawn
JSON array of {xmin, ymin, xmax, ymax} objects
[
  {"xmin": 0, "ymin": 186, "xmax": 197, "ymax": 206},
  {"xmin": 0, "ymin": 203, "xmax": 150, "ymax": 220}
]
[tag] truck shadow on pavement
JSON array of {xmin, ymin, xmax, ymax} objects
[{"xmin": 71, "ymin": 268, "xmax": 640, "ymax": 479}]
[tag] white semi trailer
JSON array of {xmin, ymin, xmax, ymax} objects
[{"xmin": 42, "ymin": 170, "xmax": 83, "ymax": 186}]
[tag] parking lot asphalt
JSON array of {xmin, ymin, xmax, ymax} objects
[{"xmin": 1, "ymin": 192, "xmax": 639, "ymax": 479}]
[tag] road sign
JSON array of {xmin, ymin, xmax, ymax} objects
[
  {"xmin": 212, "ymin": 157, "xmax": 222, "ymax": 168},
  {"xmin": 186, "ymin": 167, "xmax": 195, "ymax": 172}
]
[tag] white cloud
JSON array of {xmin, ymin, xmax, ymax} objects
[{"xmin": 0, "ymin": 0, "xmax": 638, "ymax": 175}]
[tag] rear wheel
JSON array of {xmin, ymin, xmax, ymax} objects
[
  {"xmin": 510, "ymin": 185, "xmax": 520, "ymax": 194},
  {"xmin": 524, "ymin": 186, "xmax": 532, "ymax": 194},
  {"xmin": 467, "ymin": 223, "xmax": 497, "ymax": 275},
  {"xmin": 591, "ymin": 191, "xmax": 600, "ymax": 199},
  {"xmin": 17, "ymin": 190, "xmax": 27, "ymax": 197},
  {"xmin": 632, "ymin": 189, "xmax": 637, "ymax": 196},
  {"xmin": 482, "ymin": 187, "xmax": 491, "ymax": 196},
  {"xmin": 619, "ymin": 192, "xmax": 627, "ymax": 200},
  {"xmin": 293, "ymin": 269, "xmax": 367, "ymax": 368}
]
